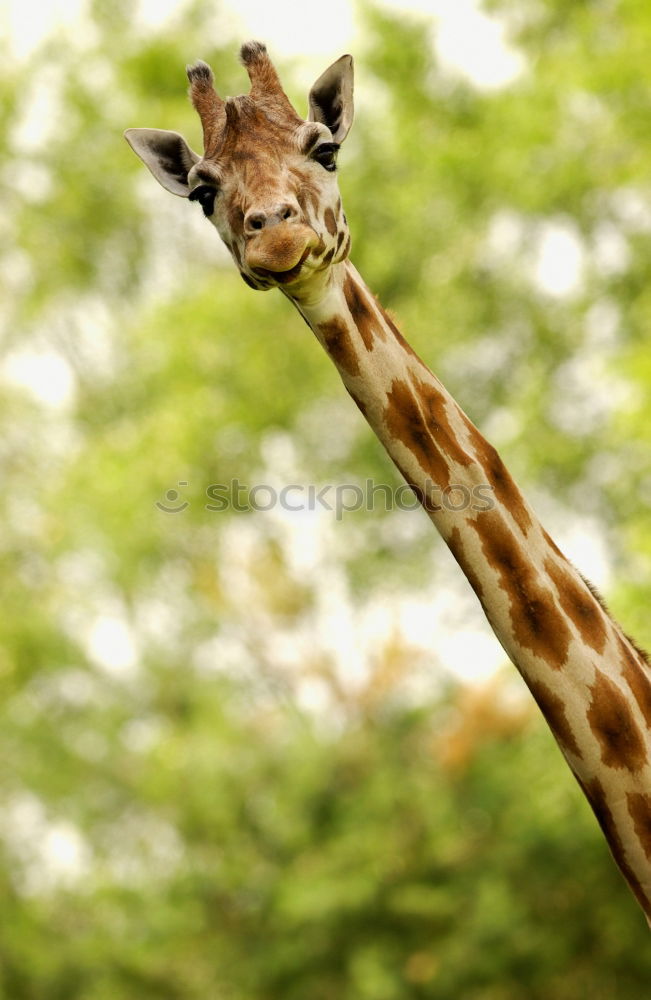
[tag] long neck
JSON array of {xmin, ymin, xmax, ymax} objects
[{"xmin": 292, "ymin": 259, "xmax": 651, "ymax": 921}]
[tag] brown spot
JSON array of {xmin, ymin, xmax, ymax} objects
[
  {"xmin": 335, "ymin": 236, "xmax": 350, "ymax": 263},
  {"xmin": 627, "ymin": 792, "xmax": 651, "ymax": 864},
  {"xmin": 587, "ymin": 670, "xmax": 646, "ymax": 772},
  {"xmin": 295, "ymin": 187, "xmax": 310, "ymax": 213},
  {"xmin": 384, "ymin": 379, "xmax": 451, "ymax": 490},
  {"xmin": 467, "ymin": 431, "xmax": 532, "ymax": 535},
  {"xmin": 579, "ymin": 776, "xmax": 650, "ymax": 917},
  {"xmin": 336, "ymin": 230, "xmax": 346, "ymax": 250},
  {"xmin": 419, "ymin": 381, "xmax": 477, "ymax": 470},
  {"xmin": 343, "ymin": 273, "xmax": 383, "ymax": 350},
  {"xmin": 384, "ymin": 376, "xmax": 477, "ymax": 494},
  {"xmin": 469, "ymin": 511, "xmax": 572, "ymax": 666},
  {"xmin": 447, "ymin": 526, "xmax": 484, "ymax": 599},
  {"xmin": 318, "ymin": 317, "xmax": 360, "ymax": 377},
  {"xmin": 324, "ymin": 207, "xmax": 337, "ymax": 236},
  {"xmin": 321, "ymin": 248, "xmax": 335, "ymax": 267},
  {"xmin": 336, "ymin": 197, "xmax": 342, "ymax": 216},
  {"xmin": 526, "ymin": 676, "xmax": 582, "ymax": 758},
  {"xmin": 545, "ymin": 561, "xmax": 608, "ymax": 654},
  {"xmin": 617, "ymin": 634, "xmax": 651, "ymax": 728}
]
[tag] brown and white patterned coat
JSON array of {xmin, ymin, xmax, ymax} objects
[{"xmin": 125, "ymin": 42, "xmax": 651, "ymax": 922}]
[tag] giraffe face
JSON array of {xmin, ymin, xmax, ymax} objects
[
  {"xmin": 186, "ymin": 106, "xmax": 351, "ymax": 293},
  {"xmin": 125, "ymin": 44, "xmax": 354, "ymax": 297}
]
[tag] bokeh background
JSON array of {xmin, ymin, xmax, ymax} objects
[{"xmin": 2, "ymin": 0, "xmax": 651, "ymax": 995}]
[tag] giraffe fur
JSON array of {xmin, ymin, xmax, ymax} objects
[{"xmin": 125, "ymin": 41, "xmax": 651, "ymax": 923}]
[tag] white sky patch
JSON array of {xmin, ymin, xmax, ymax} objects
[
  {"xmin": 551, "ymin": 353, "xmax": 635, "ymax": 436},
  {"xmin": 2, "ymin": 348, "xmax": 76, "ymax": 409},
  {"xmin": 427, "ymin": 0, "xmax": 525, "ymax": 89},
  {"xmin": 9, "ymin": 64, "xmax": 67, "ymax": 154},
  {"xmin": 556, "ymin": 521, "xmax": 612, "ymax": 591},
  {"xmin": 531, "ymin": 219, "xmax": 586, "ymax": 298},
  {"xmin": 610, "ymin": 186, "xmax": 651, "ymax": 233},
  {"xmin": 228, "ymin": 0, "xmax": 356, "ymax": 59},
  {"xmin": 136, "ymin": 0, "xmax": 192, "ymax": 32},
  {"xmin": 3, "ymin": 793, "xmax": 92, "ymax": 894},
  {"xmin": 592, "ymin": 220, "xmax": 631, "ymax": 277},
  {"xmin": 2, "ymin": 0, "xmax": 86, "ymax": 61},
  {"xmin": 85, "ymin": 613, "xmax": 139, "ymax": 677},
  {"xmin": 11, "ymin": 161, "xmax": 54, "ymax": 204},
  {"xmin": 295, "ymin": 676, "xmax": 336, "ymax": 716},
  {"xmin": 584, "ymin": 298, "xmax": 621, "ymax": 349},
  {"xmin": 438, "ymin": 629, "xmax": 506, "ymax": 685},
  {"xmin": 397, "ymin": 581, "xmax": 506, "ymax": 682},
  {"xmin": 1, "ymin": 249, "xmax": 32, "ymax": 302},
  {"xmin": 120, "ymin": 715, "xmax": 168, "ymax": 753},
  {"xmin": 42, "ymin": 823, "xmax": 90, "ymax": 883},
  {"xmin": 483, "ymin": 208, "xmax": 528, "ymax": 262}
]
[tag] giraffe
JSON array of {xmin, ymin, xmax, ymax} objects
[{"xmin": 125, "ymin": 42, "xmax": 651, "ymax": 921}]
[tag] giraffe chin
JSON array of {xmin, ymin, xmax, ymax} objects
[{"xmin": 246, "ymin": 223, "xmax": 318, "ymax": 284}]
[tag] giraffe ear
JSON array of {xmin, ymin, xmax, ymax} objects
[
  {"xmin": 124, "ymin": 128, "xmax": 200, "ymax": 197},
  {"xmin": 308, "ymin": 55, "xmax": 354, "ymax": 144}
]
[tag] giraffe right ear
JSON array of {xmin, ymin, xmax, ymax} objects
[
  {"xmin": 308, "ymin": 55, "xmax": 354, "ymax": 144},
  {"xmin": 124, "ymin": 128, "xmax": 200, "ymax": 197}
]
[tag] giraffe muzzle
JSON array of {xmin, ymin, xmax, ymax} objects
[{"xmin": 246, "ymin": 223, "xmax": 319, "ymax": 281}]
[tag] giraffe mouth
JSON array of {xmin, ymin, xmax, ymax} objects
[
  {"xmin": 245, "ymin": 223, "xmax": 318, "ymax": 284},
  {"xmin": 252, "ymin": 246, "xmax": 313, "ymax": 285}
]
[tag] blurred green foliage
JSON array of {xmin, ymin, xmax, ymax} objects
[{"xmin": 2, "ymin": 0, "xmax": 651, "ymax": 996}]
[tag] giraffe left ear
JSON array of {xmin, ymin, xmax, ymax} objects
[
  {"xmin": 308, "ymin": 54, "xmax": 354, "ymax": 144},
  {"xmin": 124, "ymin": 128, "xmax": 200, "ymax": 197}
]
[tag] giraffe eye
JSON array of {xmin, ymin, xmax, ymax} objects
[
  {"xmin": 312, "ymin": 143, "xmax": 340, "ymax": 172},
  {"xmin": 189, "ymin": 184, "xmax": 218, "ymax": 217}
]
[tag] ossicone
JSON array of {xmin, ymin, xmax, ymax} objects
[
  {"xmin": 186, "ymin": 58, "xmax": 225, "ymax": 157},
  {"xmin": 238, "ymin": 39, "xmax": 297, "ymax": 116}
]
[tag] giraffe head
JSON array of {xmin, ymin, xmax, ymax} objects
[{"xmin": 125, "ymin": 42, "xmax": 353, "ymax": 297}]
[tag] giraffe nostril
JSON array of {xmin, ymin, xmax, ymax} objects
[
  {"xmin": 245, "ymin": 203, "xmax": 300, "ymax": 235},
  {"xmin": 244, "ymin": 208, "xmax": 269, "ymax": 235}
]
